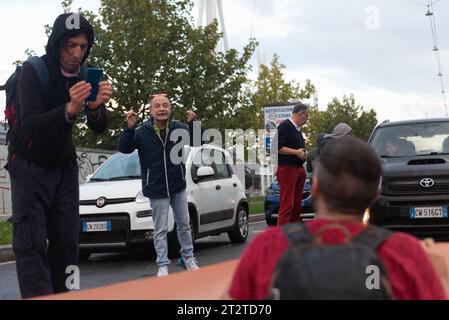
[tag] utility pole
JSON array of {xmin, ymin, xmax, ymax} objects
[{"xmin": 197, "ymin": 0, "xmax": 229, "ymax": 52}]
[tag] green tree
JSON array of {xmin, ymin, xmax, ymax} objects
[
  {"xmin": 225, "ymin": 55, "xmax": 315, "ymax": 164},
  {"xmin": 57, "ymin": 0, "xmax": 257, "ymax": 149},
  {"xmin": 249, "ymin": 54, "xmax": 315, "ymax": 130},
  {"xmin": 303, "ymin": 94, "xmax": 378, "ymax": 149}
]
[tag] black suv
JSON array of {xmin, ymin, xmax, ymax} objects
[{"xmin": 367, "ymin": 118, "xmax": 449, "ymax": 240}]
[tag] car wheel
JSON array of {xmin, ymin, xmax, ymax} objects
[
  {"xmin": 78, "ymin": 252, "xmax": 91, "ymax": 261},
  {"xmin": 228, "ymin": 205, "xmax": 249, "ymax": 243},
  {"xmin": 266, "ymin": 217, "xmax": 277, "ymax": 226}
]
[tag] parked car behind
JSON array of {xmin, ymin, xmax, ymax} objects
[
  {"xmin": 78, "ymin": 144, "xmax": 249, "ymax": 260},
  {"xmin": 264, "ymin": 171, "xmax": 314, "ymax": 226},
  {"xmin": 367, "ymin": 118, "xmax": 449, "ymax": 240}
]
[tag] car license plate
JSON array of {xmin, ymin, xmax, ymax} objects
[
  {"xmin": 409, "ymin": 207, "xmax": 448, "ymax": 219},
  {"xmin": 82, "ymin": 221, "xmax": 112, "ymax": 232}
]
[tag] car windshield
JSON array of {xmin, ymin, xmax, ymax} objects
[
  {"xmin": 90, "ymin": 151, "xmax": 141, "ymax": 181},
  {"xmin": 370, "ymin": 121, "xmax": 449, "ymax": 158}
]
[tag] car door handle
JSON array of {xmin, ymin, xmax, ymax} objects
[
  {"xmin": 215, "ymin": 185, "xmax": 221, "ymax": 190},
  {"xmin": 233, "ymin": 183, "xmax": 237, "ymax": 187}
]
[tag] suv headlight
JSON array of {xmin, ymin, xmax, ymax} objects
[
  {"xmin": 363, "ymin": 209, "xmax": 370, "ymax": 225},
  {"xmin": 135, "ymin": 190, "xmax": 150, "ymax": 204},
  {"xmin": 304, "ymin": 178, "xmax": 311, "ymax": 190}
]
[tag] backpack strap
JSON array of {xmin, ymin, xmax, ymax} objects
[
  {"xmin": 353, "ymin": 226, "xmax": 393, "ymax": 251},
  {"xmin": 26, "ymin": 56, "xmax": 49, "ymax": 97},
  {"xmin": 280, "ymin": 222, "xmax": 314, "ymax": 247}
]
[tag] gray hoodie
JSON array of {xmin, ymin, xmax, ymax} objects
[{"xmin": 324, "ymin": 123, "xmax": 352, "ymax": 139}]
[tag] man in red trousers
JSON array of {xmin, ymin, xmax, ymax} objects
[{"xmin": 276, "ymin": 103, "xmax": 309, "ymax": 226}]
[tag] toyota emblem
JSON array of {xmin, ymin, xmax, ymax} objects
[
  {"xmin": 420, "ymin": 178, "xmax": 435, "ymax": 188},
  {"xmin": 96, "ymin": 197, "xmax": 107, "ymax": 208}
]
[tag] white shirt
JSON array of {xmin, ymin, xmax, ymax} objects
[{"xmin": 289, "ymin": 117, "xmax": 301, "ymax": 132}]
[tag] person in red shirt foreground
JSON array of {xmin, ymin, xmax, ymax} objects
[{"xmin": 223, "ymin": 136, "xmax": 448, "ymax": 300}]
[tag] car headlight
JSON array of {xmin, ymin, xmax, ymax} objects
[
  {"xmin": 304, "ymin": 178, "xmax": 311, "ymax": 190},
  {"xmin": 266, "ymin": 189, "xmax": 277, "ymax": 196},
  {"xmin": 363, "ymin": 209, "xmax": 370, "ymax": 225},
  {"xmin": 135, "ymin": 190, "xmax": 150, "ymax": 204}
]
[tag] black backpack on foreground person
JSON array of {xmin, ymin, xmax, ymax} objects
[
  {"xmin": 265, "ymin": 223, "xmax": 393, "ymax": 300},
  {"xmin": 223, "ymin": 136, "xmax": 448, "ymax": 300}
]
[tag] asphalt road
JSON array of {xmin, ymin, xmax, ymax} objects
[{"xmin": 0, "ymin": 220, "xmax": 268, "ymax": 300}]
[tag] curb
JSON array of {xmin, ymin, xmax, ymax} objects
[
  {"xmin": 0, "ymin": 245, "xmax": 14, "ymax": 263},
  {"xmin": 249, "ymin": 213, "xmax": 265, "ymax": 223}
]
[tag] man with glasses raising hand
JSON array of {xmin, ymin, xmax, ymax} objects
[{"xmin": 119, "ymin": 94, "xmax": 199, "ymax": 277}]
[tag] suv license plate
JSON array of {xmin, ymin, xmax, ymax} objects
[
  {"xmin": 82, "ymin": 221, "xmax": 112, "ymax": 232},
  {"xmin": 409, "ymin": 207, "xmax": 448, "ymax": 219}
]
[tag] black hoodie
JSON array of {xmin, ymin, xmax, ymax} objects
[{"xmin": 10, "ymin": 13, "xmax": 107, "ymax": 166}]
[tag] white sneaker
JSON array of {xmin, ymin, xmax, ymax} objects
[
  {"xmin": 184, "ymin": 257, "xmax": 199, "ymax": 271},
  {"xmin": 157, "ymin": 266, "xmax": 169, "ymax": 277}
]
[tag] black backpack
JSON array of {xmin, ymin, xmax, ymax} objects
[
  {"xmin": 266, "ymin": 223, "xmax": 394, "ymax": 300},
  {"xmin": 0, "ymin": 56, "xmax": 50, "ymax": 146}
]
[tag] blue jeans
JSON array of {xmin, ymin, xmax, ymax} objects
[{"xmin": 150, "ymin": 189, "xmax": 194, "ymax": 267}]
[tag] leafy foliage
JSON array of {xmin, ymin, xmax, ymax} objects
[
  {"xmin": 250, "ymin": 54, "xmax": 315, "ymax": 130},
  {"xmin": 61, "ymin": 0, "xmax": 257, "ymax": 149},
  {"xmin": 303, "ymin": 94, "xmax": 378, "ymax": 149}
]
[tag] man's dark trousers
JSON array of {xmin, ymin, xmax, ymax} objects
[{"xmin": 8, "ymin": 155, "xmax": 79, "ymax": 299}]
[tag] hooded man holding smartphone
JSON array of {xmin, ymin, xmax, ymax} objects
[{"xmin": 7, "ymin": 13, "xmax": 112, "ymax": 298}]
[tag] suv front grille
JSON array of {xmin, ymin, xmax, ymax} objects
[
  {"xmin": 388, "ymin": 200, "xmax": 449, "ymax": 207},
  {"xmin": 384, "ymin": 175, "xmax": 449, "ymax": 195}
]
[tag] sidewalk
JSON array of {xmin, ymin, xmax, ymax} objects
[
  {"xmin": 0, "ymin": 245, "xmax": 14, "ymax": 263},
  {"xmin": 0, "ymin": 213, "xmax": 266, "ymax": 263},
  {"xmin": 0, "ymin": 215, "xmax": 13, "ymax": 263},
  {"xmin": 249, "ymin": 213, "xmax": 264, "ymax": 223}
]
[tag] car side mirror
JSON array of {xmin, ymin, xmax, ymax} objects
[{"xmin": 197, "ymin": 166, "xmax": 214, "ymax": 178}]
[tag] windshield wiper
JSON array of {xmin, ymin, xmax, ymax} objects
[
  {"xmin": 107, "ymin": 175, "xmax": 142, "ymax": 181},
  {"xmin": 89, "ymin": 178, "xmax": 109, "ymax": 182},
  {"xmin": 379, "ymin": 155, "xmax": 402, "ymax": 159},
  {"xmin": 416, "ymin": 152, "xmax": 449, "ymax": 156}
]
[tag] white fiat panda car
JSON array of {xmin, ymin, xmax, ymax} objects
[{"xmin": 78, "ymin": 144, "xmax": 249, "ymax": 259}]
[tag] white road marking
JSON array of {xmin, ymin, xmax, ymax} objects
[{"xmin": 0, "ymin": 261, "xmax": 15, "ymax": 267}]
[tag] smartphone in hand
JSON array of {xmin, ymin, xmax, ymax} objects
[{"xmin": 86, "ymin": 68, "xmax": 103, "ymax": 102}]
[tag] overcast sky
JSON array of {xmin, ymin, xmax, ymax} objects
[{"xmin": 1, "ymin": 0, "xmax": 448, "ymax": 123}]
